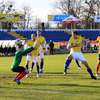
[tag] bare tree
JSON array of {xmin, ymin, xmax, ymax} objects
[
  {"xmin": 22, "ymin": 6, "xmax": 32, "ymax": 29},
  {"xmin": 0, "ymin": 1, "xmax": 14, "ymax": 13},
  {"xmin": 55, "ymin": 0, "xmax": 100, "ymax": 29},
  {"xmin": 0, "ymin": 1, "xmax": 15, "ymax": 30},
  {"xmin": 95, "ymin": 0, "xmax": 100, "ymax": 15},
  {"xmin": 55, "ymin": 0, "xmax": 83, "ymax": 17},
  {"xmin": 82, "ymin": 0, "xmax": 100, "ymax": 28},
  {"xmin": 83, "ymin": 0, "xmax": 96, "ymax": 19}
]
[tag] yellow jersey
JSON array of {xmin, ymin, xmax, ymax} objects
[
  {"xmin": 36, "ymin": 36, "xmax": 45, "ymax": 45},
  {"xmin": 96, "ymin": 36, "xmax": 100, "ymax": 54},
  {"xmin": 27, "ymin": 40, "xmax": 39, "ymax": 56},
  {"xmin": 36, "ymin": 36, "xmax": 46, "ymax": 53},
  {"xmin": 69, "ymin": 35, "xmax": 84, "ymax": 52},
  {"xmin": 27, "ymin": 40, "xmax": 34, "ymax": 46}
]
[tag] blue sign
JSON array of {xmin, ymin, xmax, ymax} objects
[{"xmin": 48, "ymin": 15, "xmax": 69, "ymax": 22}]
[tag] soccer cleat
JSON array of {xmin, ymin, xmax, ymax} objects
[
  {"xmin": 36, "ymin": 74, "xmax": 40, "ymax": 78},
  {"xmin": 77, "ymin": 67, "xmax": 81, "ymax": 70},
  {"xmin": 63, "ymin": 72, "xmax": 67, "ymax": 75},
  {"xmin": 16, "ymin": 79, "xmax": 21, "ymax": 85},
  {"xmin": 40, "ymin": 69, "xmax": 43, "ymax": 73},
  {"xmin": 29, "ymin": 69, "xmax": 32, "ymax": 74},
  {"xmin": 91, "ymin": 76, "xmax": 97, "ymax": 80},
  {"xmin": 96, "ymin": 74, "xmax": 100, "ymax": 79},
  {"xmin": 64, "ymin": 68, "xmax": 67, "ymax": 75}
]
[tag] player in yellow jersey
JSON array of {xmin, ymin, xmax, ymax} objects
[
  {"xmin": 96, "ymin": 36, "xmax": 100, "ymax": 78},
  {"xmin": 64, "ymin": 30, "xmax": 96, "ymax": 79},
  {"xmin": 25, "ymin": 34, "xmax": 40, "ymax": 77},
  {"xmin": 36, "ymin": 30, "xmax": 47, "ymax": 73}
]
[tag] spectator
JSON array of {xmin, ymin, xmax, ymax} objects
[{"xmin": 49, "ymin": 40, "xmax": 54, "ymax": 55}]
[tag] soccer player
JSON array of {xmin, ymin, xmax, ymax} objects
[
  {"xmin": 24, "ymin": 39, "xmax": 32, "ymax": 72},
  {"xmin": 64, "ymin": 31, "xmax": 96, "ymax": 79},
  {"xmin": 26, "ymin": 34, "xmax": 40, "ymax": 77},
  {"xmin": 66, "ymin": 42, "xmax": 81, "ymax": 70},
  {"xmin": 11, "ymin": 39, "xmax": 37, "ymax": 84},
  {"xmin": 96, "ymin": 36, "xmax": 100, "ymax": 78},
  {"xmin": 25, "ymin": 34, "xmax": 35, "ymax": 72},
  {"xmin": 36, "ymin": 30, "xmax": 47, "ymax": 73}
]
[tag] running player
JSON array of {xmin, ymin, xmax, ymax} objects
[
  {"xmin": 66, "ymin": 41, "xmax": 81, "ymax": 70},
  {"xmin": 26, "ymin": 34, "xmax": 40, "ymax": 77},
  {"xmin": 36, "ymin": 30, "xmax": 47, "ymax": 73},
  {"xmin": 64, "ymin": 31, "xmax": 96, "ymax": 79}
]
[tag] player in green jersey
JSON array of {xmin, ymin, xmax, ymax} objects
[{"xmin": 11, "ymin": 39, "xmax": 37, "ymax": 85}]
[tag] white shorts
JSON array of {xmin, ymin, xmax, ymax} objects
[
  {"xmin": 32, "ymin": 57, "xmax": 39, "ymax": 64},
  {"xmin": 26, "ymin": 54, "xmax": 32, "ymax": 61},
  {"xmin": 39, "ymin": 46, "xmax": 44, "ymax": 59},
  {"xmin": 70, "ymin": 52, "xmax": 86, "ymax": 62},
  {"xmin": 39, "ymin": 53, "xmax": 44, "ymax": 59}
]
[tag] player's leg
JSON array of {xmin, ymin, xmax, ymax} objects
[
  {"xmin": 31, "ymin": 61, "xmax": 35, "ymax": 72},
  {"xmin": 96, "ymin": 62, "xmax": 100, "ymax": 77},
  {"xmin": 34, "ymin": 57, "xmax": 40, "ymax": 77},
  {"xmin": 75, "ymin": 60, "xmax": 81, "ymax": 69},
  {"xmin": 12, "ymin": 67, "xmax": 28, "ymax": 84},
  {"xmin": 25, "ymin": 54, "xmax": 31, "ymax": 70},
  {"xmin": 25, "ymin": 55, "xmax": 31, "ymax": 77},
  {"xmin": 30, "ymin": 56, "xmax": 35, "ymax": 73},
  {"xmin": 78, "ymin": 52, "xmax": 96, "ymax": 80},
  {"xmin": 64, "ymin": 54, "xmax": 72, "ymax": 74},
  {"xmin": 96, "ymin": 54, "xmax": 100, "ymax": 78},
  {"xmin": 26, "ymin": 60, "xmax": 29, "ymax": 70},
  {"xmin": 82, "ymin": 61, "xmax": 96, "ymax": 79},
  {"xmin": 40, "ymin": 53, "xmax": 44, "ymax": 73},
  {"xmin": 17, "ymin": 67, "xmax": 28, "ymax": 80}
]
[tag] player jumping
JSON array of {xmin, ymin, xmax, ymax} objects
[{"xmin": 11, "ymin": 39, "xmax": 37, "ymax": 84}]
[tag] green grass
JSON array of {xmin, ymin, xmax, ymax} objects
[{"xmin": 0, "ymin": 54, "xmax": 100, "ymax": 100}]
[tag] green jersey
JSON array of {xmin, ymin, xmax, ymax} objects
[{"xmin": 11, "ymin": 47, "xmax": 33, "ymax": 69}]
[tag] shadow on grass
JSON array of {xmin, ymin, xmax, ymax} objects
[{"xmin": 22, "ymin": 82, "xmax": 100, "ymax": 89}]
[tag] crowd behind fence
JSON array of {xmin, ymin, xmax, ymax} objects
[{"xmin": 0, "ymin": 41, "xmax": 98, "ymax": 56}]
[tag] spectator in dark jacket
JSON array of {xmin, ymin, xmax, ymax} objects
[{"xmin": 49, "ymin": 40, "xmax": 54, "ymax": 55}]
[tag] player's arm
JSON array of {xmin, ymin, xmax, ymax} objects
[
  {"xmin": 22, "ymin": 41, "xmax": 38, "ymax": 55},
  {"xmin": 96, "ymin": 40, "xmax": 99, "ymax": 43},
  {"xmin": 68, "ymin": 40, "xmax": 78, "ymax": 48},
  {"xmin": 94, "ymin": 36, "xmax": 100, "ymax": 43},
  {"xmin": 64, "ymin": 29, "xmax": 72, "ymax": 35}
]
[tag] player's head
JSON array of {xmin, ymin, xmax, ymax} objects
[
  {"xmin": 72, "ymin": 31, "xmax": 80, "ymax": 38},
  {"xmin": 73, "ymin": 31, "xmax": 79, "ymax": 35},
  {"xmin": 31, "ymin": 34, "xmax": 36, "ymax": 41},
  {"xmin": 15, "ymin": 39, "xmax": 23, "ymax": 49}
]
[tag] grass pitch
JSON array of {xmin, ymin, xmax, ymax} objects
[{"xmin": 0, "ymin": 54, "xmax": 100, "ymax": 100}]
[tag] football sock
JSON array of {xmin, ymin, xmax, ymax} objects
[
  {"xmin": 75, "ymin": 60, "xmax": 81, "ymax": 68},
  {"xmin": 26, "ymin": 64, "xmax": 29, "ymax": 70},
  {"xmin": 36, "ymin": 63, "xmax": 39, "ymax": 74},
  {"xmin": 17, "ymin": 70, "xmax": 27, "ymax": 80},
  {"xmin": 96, "ymin": 64, "xmax": 100, "ymax": 74},
  {"xmin": 40, "ymin": 60, "xmax": 44, "ymax": 70},
  {"xmin": 31, "ymin": 62, "xmax": 35, "ymax": 71},
  {"xmin": 64, "ymin": 59, "xmax": 71, "ymax": 72},
  {"xmin": 87, "ymin": 68, "xmax": 94, "ymax": 77},
  {"xmin": 15, "ymin": 72, "xmax": 21, "ymax": 80}
]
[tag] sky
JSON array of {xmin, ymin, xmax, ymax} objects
[{"xmin": 5, "ymin": 0, "xmax": 56, "ymax": 22}]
